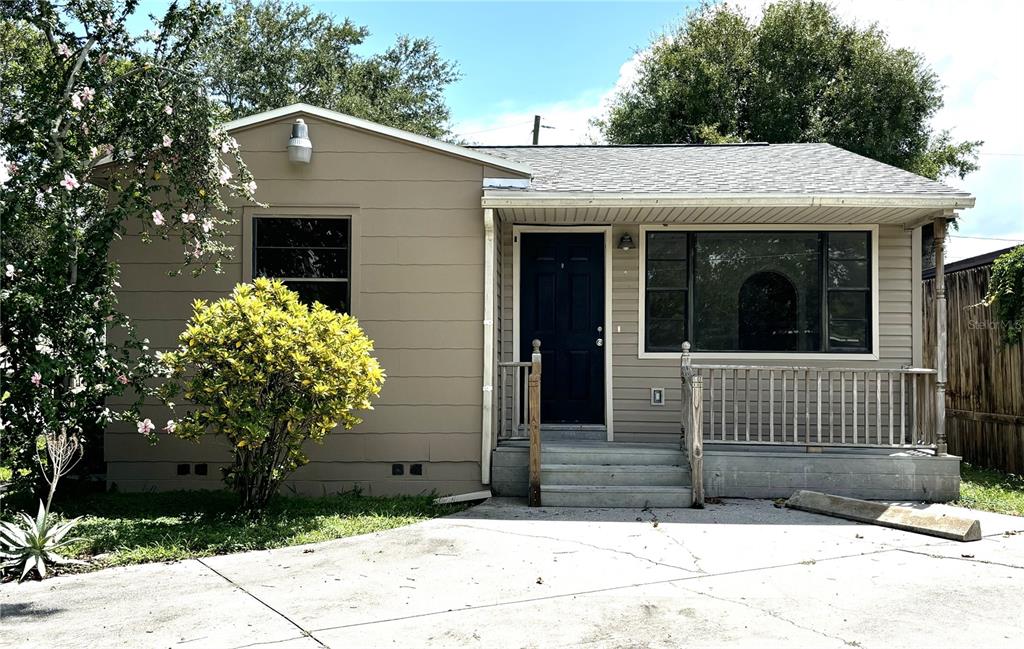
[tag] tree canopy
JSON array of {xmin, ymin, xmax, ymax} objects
[
  {"xmin": 598, "ymin": 0, "xmax": 981, "ymax": 180},
  {"xmin": 1, "ymin": 0, "xmax": 258, "ymax": 497},
  {"xmin": 199, "ymin": 0, "xmax": 460, "ymax": 138}
]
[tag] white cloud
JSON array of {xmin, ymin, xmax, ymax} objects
[
  {"xmin": 455, "ymin": 1, "xmax": 1024, "ymax": 260},
  {"xmin": 453, "ymin": 53, "xmax": 645, "ymax": 145},
  {"xmin": 947, "ymin": 231, "xmax": 1024, "ymax": 263}
]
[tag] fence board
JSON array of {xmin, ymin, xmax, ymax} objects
[{"xmin": 924, "ymin": 263, "xmax": 1024, "ymax": 474}]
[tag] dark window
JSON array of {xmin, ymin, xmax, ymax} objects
[
  {"xmin": 644, "ymin": 231, "xmax": 688, "ymax": 352},
  {"xmin": 738, "ymin": 271, "xmax": 800, "ymax": 351},
  {"xmin": 826, "ymin": 231, "xmax": 871, "ymax": 352},
  {"xmin": 253, "ymin": 217, "xmax": 350, "ymax": 313},
  {"xmin": 644, "ymin": 230, "xmax": 872, "ymax": 354}
]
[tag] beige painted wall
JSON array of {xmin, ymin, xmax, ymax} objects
[
  {"xmin": 106, "ymin": 114, "xmax": 522, "ymax": 496},
  {"xmin": 499, "ymin": 221, "xmax": 917, "ymax": 444}
]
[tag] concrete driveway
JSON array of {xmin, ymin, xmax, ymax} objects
[{"xmin": 2, "ymin": 498, "xmax": 1023, "ymax": 649}]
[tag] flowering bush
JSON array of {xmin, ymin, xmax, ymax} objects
[
  {"xmin": 0, "ymin": 1, "xmax": 259, "ymax": 497},
  {"xmin": 159, "ymin": 280, "xmax": 385, "ymax": 514}
]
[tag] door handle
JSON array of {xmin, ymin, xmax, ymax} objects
[{"xmin": 596, "ymin": 338, "xmax": 603, "ymax": 347}]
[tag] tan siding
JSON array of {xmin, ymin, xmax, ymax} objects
[{"xmin": 107, "ymin": 114, "xmax": 491, "ymax": 495}]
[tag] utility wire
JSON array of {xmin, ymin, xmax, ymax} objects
[{"xmin": 948, "ymin": 234, "xmax": 1024, "ymax": 242}]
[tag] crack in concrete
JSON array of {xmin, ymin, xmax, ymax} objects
[
  {"xmin": 895, "ymin": 547, "xmax": 1024, "ymax": 571},
  {"xmin": 307, "ymin": 547, "xmax": 897, "ymax": 634},
  {"xmin": 222, "ymin": 636, "xmax": 313, "ymax": 649},
  {"xmin": 667, "ymin": 581, "xmax": 858, "ymax": 647},
  {"xmin": 444, "ymin": 522, "xmax": 703, "ymax": 575},
  {"xmin": 647, "ymin": 515, "xmax": 707, "ymax": 573},
  {"xmin": 197, "ymin": 558, "xmax": 328, "ymax": 649}
]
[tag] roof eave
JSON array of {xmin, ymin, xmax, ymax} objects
[
  {"xmin": 224, "ymin": 104, "xmax": 534, "ymax": 177},
  {"xmin": 481, "ymin": 190, "xmax": 975, "ymax": 211}
]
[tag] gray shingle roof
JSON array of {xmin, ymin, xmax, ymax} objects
[{"xmin": 470, "ymin": 143, "xmax": 967, "ymax": 196}]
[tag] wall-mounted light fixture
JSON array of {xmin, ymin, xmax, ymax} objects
[
  {"xmin": 287, "ymin": 118, "xmax": 312, "ymax": 163},
  {"xmin": 617, "ymin": 233, "xmax": 635, "ymax": 251}
]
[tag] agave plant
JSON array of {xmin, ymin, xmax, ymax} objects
[{"xmin": 0, "ymin": 501, "xmax": 84, "ymax": 581}]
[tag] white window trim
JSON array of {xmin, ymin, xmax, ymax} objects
[
  {"xmin": 512, "ymin": 225, "xmax": 615, "ymax": 441},
  {"xmin": 637, "ymin": 223, "xmax": 880, "ymax": 361}
]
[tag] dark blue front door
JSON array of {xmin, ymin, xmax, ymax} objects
[{"xmin": 520, "ymin": 232, "xmax": 605, "ymax": 424}]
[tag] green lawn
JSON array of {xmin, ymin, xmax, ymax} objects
[
  {"xmin": 41, "ymin": 490, "xmax": 466, "ymax": 569},
  {"xmin": 957, "ymin": 463, "xmax": 1024, "ymax": 517}
]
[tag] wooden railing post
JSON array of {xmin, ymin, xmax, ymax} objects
[
  {"xmin": 528, "ymin": 339, "xmax": 542, "ymax": 507},
  {"xmin": 681, "ymin": 342, "xmax": 705, "ymax": 508},
  {"xmin": 933, "ymin": 216, "xmax": 948, "ymax": 455}
]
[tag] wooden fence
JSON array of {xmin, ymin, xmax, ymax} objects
[{"xmin": 924, "ymin": 263, "xmax": 1024, "ymax": 474}]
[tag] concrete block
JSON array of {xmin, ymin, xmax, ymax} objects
[
  {"xmin": 541, "ymin": 464, "xmax": 688, "ymax": 486},
  {"xmin": 541, "ymin": 485, "xmax": 692, "ymax": 508},
  {"xmin": 786, "ymin": 490, "xmax": 981, "ymax": 542}
]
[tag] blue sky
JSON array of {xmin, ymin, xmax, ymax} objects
[{"xmin": 132, "ymin": 0, "xmax": 1023, "ymax": 261}]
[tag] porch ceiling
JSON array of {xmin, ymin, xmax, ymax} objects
[{"xmin": 491, "ymin": 203, "xmax": 947, "ymax": 227}]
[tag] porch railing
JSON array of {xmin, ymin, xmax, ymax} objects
[
  {"xmin": 680, "ymin": 342, "xmax": 939, "ymax": 448},
  {"xmin": 497, "ymin": 359, "xmax": 531, "ymax": 441},
  {"xmin": 498, "ymin": 340, "xmax": 543, "ymax": 506}
]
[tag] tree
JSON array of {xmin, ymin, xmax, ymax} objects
[
  {"xmin": 159, "ymin": 279, "xmax": 385, "ymax": 515},
  {"xmin": 0, "ymin": 0, "xmax": 258, "ymax": 500},
  {"xmin": 984, "ymin": 245, "xmax": 1024, "ymax": 345},
  {"xmin": 199, "ymin": 0, "xmax": 460, "ymax": 138},
  {"xmin": 598, "ymin": 0, "xmax": 981, "ymax": 180}
]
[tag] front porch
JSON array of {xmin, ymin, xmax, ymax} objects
[
  {"xmin": 481, "ymin": 203, "xmax": 960, "ymax": 506},
  {"xmin": 491, "ymin": 440, "xmax": 958, "ymax": 506}
]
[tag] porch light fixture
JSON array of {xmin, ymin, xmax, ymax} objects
[
  {"xmin": 617, "ymin": 233, "xmax": 635, "ymax": 251},
  {"xmin": 287, "ymin": 118, "xmax": 312, "ymax": 163}
]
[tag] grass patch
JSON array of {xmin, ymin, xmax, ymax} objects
[
  {"xmin": 35, "ymin": 489, "xmax": 467, "ymax": 569},
  {"xmin": 957, "ymin": 463, "xmax": 1024, "ymax": 517}
]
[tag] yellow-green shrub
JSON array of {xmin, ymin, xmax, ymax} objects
[{"xmin": 159, "ymin": 279, "xmax": 385, "ymax": 514}]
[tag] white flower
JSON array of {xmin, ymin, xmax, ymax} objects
[
  {"xmin": 162, "ymin": 134, "xmax": 173, "ymax": 147},
  {"xmin": 163, "ymin": 420, "xmax": 177, "ymax": 433},
  {"xmin": 57, "ymin": 42, "xmax": 72, "ymax": 58},
  {"xmin": 70, "ymin": 376, "xmax": 86, "ymax": 394},
  {"xmin": 35, "ymin": 334, "xmax": 54, "ymax": 356},
  {"xmin": 244, "ymin": 180, "xmax": 257, "ymax": 194},
  {"xmin": 152, "ymin": 210, "xmax": 165, "ymax": 226},
  {"xmin": 4, "ymin": 264, "xmax": 13, "ymax": 279},
  {"xmin": 137, "ymin": 418, "xmax": 155, "ymax": 435},
  {"xmin": 218, "ymin": 166, "xmax": 232, "ymax": 184},
  {"xmin": 163, "ymin": 104, "xmax": 173, "ymax": 115},
  {"xmin": 180, "ymin": 212, "xmax": 196, "ymax": 223},
  {"xmin": 60, "ymin": 172, "xmax": 80, "ymax": 190},
  {"xmin": 201, "ymin": 219, "xmax": 213, "ymax": 233},
  {"xmin": 0, "ymin": 157, "xmax": 10, "ymax": 186},
  {"xmin": 71, "ymin": 93, "xmax": 84, "ymax": 109}
]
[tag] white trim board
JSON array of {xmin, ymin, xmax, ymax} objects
[
  {"xmin": 483, "ymin": 191, "xmax": 974, "ymax": 210},
  {"xmin": 224, "ymin": 103, "xmax": 533, "ymax": 177},
  {"xmin": 636, "ymin": 223, "xmax": 881, "ymax": 361},
  {"xmin": 512, "ymin": 225, "xmax": 615, "ymax": 441}
]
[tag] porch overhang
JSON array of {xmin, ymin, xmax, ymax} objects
[{"xmin": 482, "ymin": 191, "xmax": 975, "ymax": 227}]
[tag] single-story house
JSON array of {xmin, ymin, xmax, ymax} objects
[{"xmin": 107, "ymin": 103, "xmax": 975, "ymax": 505}]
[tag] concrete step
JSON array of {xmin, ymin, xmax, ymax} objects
[
  {"xmin": 542, "ymin": 425, "xmax": 607, "ymax": 442},
  {"xmin": 541, "ymin": 444, "xmax": 686, "ymax": 466},
  {"xmin": 541, "ymin": 484, "xmax": 694, "ymax": 508},
  {"xmin": 541, "ymin": 464, "xmax": 689, "ymax": 486}
]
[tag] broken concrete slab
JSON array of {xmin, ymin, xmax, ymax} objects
[{"xmin": 785, "ymin": 490, "xmax": 982, "ymax": 541}]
